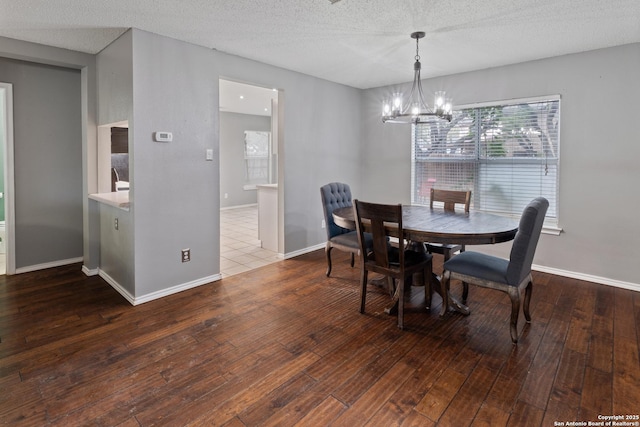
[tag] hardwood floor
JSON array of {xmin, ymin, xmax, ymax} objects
[{"xmin": 1, "ymin": 251, "xmax": 639, "ymax": 426}]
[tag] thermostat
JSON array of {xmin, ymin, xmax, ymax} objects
[{"xmin": 154, "ymin": 131, "xmax": 173, "ymax": 142}]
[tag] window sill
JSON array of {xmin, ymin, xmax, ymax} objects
[{"xmin": 542, "ymin": 225, "xmax": 562, "ymax": 236}]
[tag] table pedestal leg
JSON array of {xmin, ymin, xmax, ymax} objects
[
  {"xmin": 378, "ymin": 248, "xmax": 470, "ymax": 317},
  {"xmin": 436, "ymin": 273, "xmax": 470, "ymax": 316}
]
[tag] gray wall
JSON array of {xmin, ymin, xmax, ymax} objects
[
  {"xmin": 219, "ymin": 111, "xmax": 271, "ymax": 208},
  {"xmin": 0, "ymin": 57, "xmax": 83, "ymax": 268},
  {"xmin": 3, "ymin": 31, "xmax": 635, "ymax": 299},
  {"xmin": 94, "ymin": 29, "xmax": 363, "ymax": 300},
  {"xmin": 362, "ymin": 43, "xmax": 640, "ymax": 286},
  {"xmin": 130, "ymin": 30, "xmax": 220, "ymax": 297},
  {"xmin": 95, "ymin": 31, "xmax": 135, "ymax": 294}
]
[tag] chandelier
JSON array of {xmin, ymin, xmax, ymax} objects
[{"xmin": 382, "ymin": 31, "xmax": 453, "ymax": 124}]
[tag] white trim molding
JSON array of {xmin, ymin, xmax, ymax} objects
[
  {"xmin": 98, "ymin": 269, "xmax": 223, "ymax": 306},
  {"xmin": 533, "ymin": 264, "xmax": 640, "ymax": 293},
  {"xmin": 15, "ymin": 257, "xmax": 84, "ymax": 275},
  {"xmin": 284, "ymin": 243, "xmax": 325, "ymax": 259},
  {"xmin": 133, "ymin": 274, "xmax": 222, "ymax": 305},
  {"xmin": 82, "ymin": 265, "xmax": 99, "ymax": 276},
  {"xmin": 98, "ymin": 270, "xmax": 135, "ymax": 305},
  {"xmin": 1, "ymin": 82, "xmax": 16, "ymax": 275}
]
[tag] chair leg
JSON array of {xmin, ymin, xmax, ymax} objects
[
  {"xmin": 424, "ymin": 267, "xmax": 432, "ymax": 310},
  {"xmin": 397, "ymin": 279, "xmax": 404, "ymax": 329},
  {"xmin": 459, "ymin": 246, "xmax": 468, "ymax": 303},
  {"xmin": 359, "ymin": 269, "xmax": 369, "ymax": 313},
  {"xmin": 507, "ymin": 287, "xmax": 521, "ymax": 344},
  {"xmin": 462, "ymin": 282, "xmax": 469, "ymax": 304},
  {"xmin": 444, "ymin": 248, "xmax": 469, "ymax": 304},
  {"xmin": 439, "ymin": 271, "xmax": 450, "ymax": 317},
  {"xmin": 325, "ymin": 244, "xmax": 333, "ymax": 276},
  {"xmin": 523, "ymin": 278, "xmax": 533, "ymax": 322},
  {"xmin": 350, "ymin": 252, "xmax": 355, "ymax": 267}
]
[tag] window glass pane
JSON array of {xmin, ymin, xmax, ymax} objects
[
  {"xmin": 477, "ymin": 162, "xmax": 557, "ymax": 218},
  {"xmin": 413, "ymin": 111, "xmax": 476, "ymax": 160},
  {"xmin": 244, "ymin": 131, "xmax": 270, "ymax": 186},
  {"xmin": 411, "ymin": 98, "xmax": 559, "ymax": 223}
]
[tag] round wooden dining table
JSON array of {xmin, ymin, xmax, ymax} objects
[
  {"xmin": 333, "ymin": 205, "xmax": 519, "ymax": 246},
  {"xmin": 332, "ymin": 205, "xmax": 519, "ymax": 316}
]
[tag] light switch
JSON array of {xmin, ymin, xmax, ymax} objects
[
  {"xmin": 154, "ymin": 131, "xmax": 173, "ymax": 142},
  {"xmin": 206, "ymin": 149, "xmax": 214, "ymax": 160}
]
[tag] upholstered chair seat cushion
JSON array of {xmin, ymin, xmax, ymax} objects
[
  {"xmin": 331, "ymin": 230, "xmax": 365, "ymax": 248},
  {"xmin": 444, "ymin": 251, "xmax": 509, "ymax": 285}
]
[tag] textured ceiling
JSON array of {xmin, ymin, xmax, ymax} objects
[{"xmin": 1, "ymin": 0, "xmax": 639, "ymax": 89}]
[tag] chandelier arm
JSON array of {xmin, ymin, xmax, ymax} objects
[
  {"xmin": 402, "ymin": 71, "xmax": 419, "ymax": 113},
  {"xmin": 415, "ymin": 69, "xmax": 430, "ymax": 111}
]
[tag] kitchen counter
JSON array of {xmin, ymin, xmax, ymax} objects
[{"xmin": 89, "ymin": 191, "xmax": 130, "ymax": 211}]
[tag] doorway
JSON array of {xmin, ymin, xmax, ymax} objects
[
  {"xmin": 0, "ymin": 82, "xmax": 15, "ymax": 275},
  {"xmin": 219, "ymin": 79, "xmax": 282, "ymax": 277}
]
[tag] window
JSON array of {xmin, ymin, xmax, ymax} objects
[
  {"xmin": 412, "ymin": 96, "xmax": 560, "ymax": 226},
  {"xmin": 244, "ymin": 130, "xmax": 271, "ymax": 189}
]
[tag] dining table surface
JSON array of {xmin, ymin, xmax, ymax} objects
[
  {"xmin": 332, "ymin": 204, "xmax": 520, "ymax": 246},
  {"xmin": 332, "ymin": 204, "xmax": 520, "ymax": 317}
]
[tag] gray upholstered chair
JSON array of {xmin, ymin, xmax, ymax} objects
[
  {"xmin": 353, "ymin": 200, "xmax": 435, "ymax": 330},
  {"xmin": 320, "ymin": 182, "xmax": 365, "ymax": 276},
  {"xmin": 441, "ymin": 197, "xmax": 549, "ymax": 343}
]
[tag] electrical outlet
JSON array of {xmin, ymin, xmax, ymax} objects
[
  {"xmin": 182, "ymin": 249, "xmax": 191, "ymax": 262},
  {"xmin": 114, "ymin": 218, "xmax": 119, "ymax": 230},
  {"xmin": 321, "ymin": 219, "xmax": 326, "ymax": 229}
]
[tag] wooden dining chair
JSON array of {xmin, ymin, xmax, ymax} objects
[
  {"xmin": 426, "ymin": 188, "xmax": 472, "ymax": 302},
  {"xmin": 353, "ymin": 199, "xmax": 435, "ymax": 330},
  {"xmin": 441, "ymin": 197, "xmax": 548, "ymax": 343}
]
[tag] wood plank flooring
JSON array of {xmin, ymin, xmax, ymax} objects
[{"xmin": 1, "ymin": 250, "xmax": 639, "ymax": 426}]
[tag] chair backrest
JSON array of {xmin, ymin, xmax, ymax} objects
[
  {"xmin": 506, "ymin": 197, "xmax": 549, "ymax": 285},
  {"xmin": 320, "ymin": 182, "xmax": 353, "ymax": 239},
  {"xmin": 430, "ymin": 188, "xmax": 471, "ymax": 213},
  {"xmin": 353, "ymin": 200, "xmax": 404, "ymax": 269}
]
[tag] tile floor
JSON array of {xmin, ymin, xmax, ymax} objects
[{"xmin": 220, "ymin": 205, "xmax": 280, "ymax": 278}]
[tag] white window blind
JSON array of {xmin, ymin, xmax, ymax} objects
[{"xmin": 411, "ymin": 97, "xmax": 560, "ymax": 224}]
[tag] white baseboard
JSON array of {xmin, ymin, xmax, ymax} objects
[
  {"xmin": 288, "ymin": 244, "xmax": 640, "ymax": 293},
  {"xmin": 98, "ymin": 269, "xmax": 222, "ymax": 306},
  {"xmin": 532, "ymin": 264, "xmax": 640, "ymax": 293},
  {"xmin": 284, "ymin": 243, "xmax": 325, "ymax": 259},
  {"xmin": 82, "ymin": 265, "xmax": 99, "ymax": 276},
  {"xmin": 133, "ymin": 274, "xmax": 222, "ymax": 305},
  {"xmin": 98, "ymin": 270, "xmax": 135, "ymax": 305},
  {"xmin": 29, "ymin": 250, "xmax": 635, "ymax": 307},
  {"xmin": 15, "ymin": 257, "xmax": 84, "ymax": 274}
]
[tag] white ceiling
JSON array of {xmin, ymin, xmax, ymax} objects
[
  {"xmin": 219, "ymin": 80, "xmax": 278, "ymax": 117},
  {"xmin": 1, "ymin": 0, "xmax": 639, "ymax": 90}
]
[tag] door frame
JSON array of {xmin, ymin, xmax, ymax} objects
[{"xmin": 1, "ymin": 82, "xmax": 16, "ymax": 275}]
